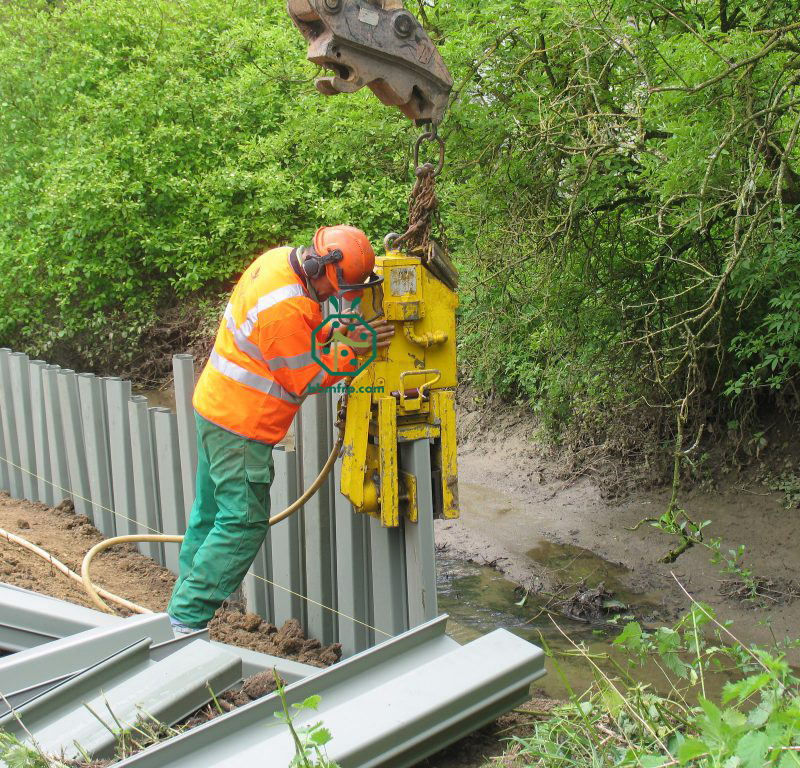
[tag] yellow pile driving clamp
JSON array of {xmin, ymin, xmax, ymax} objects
[{"xmin": 340, "ymin": 240, "xmax": 459, "ymax": 527}]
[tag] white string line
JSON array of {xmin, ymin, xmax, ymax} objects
[{"xmin": 0, "ymin": 454, "xmax": 392, "ymax": 639}]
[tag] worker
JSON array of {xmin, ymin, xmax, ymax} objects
[{"xmin": 168, "ymin": 225, "xmax": 394, "ymax": 633}]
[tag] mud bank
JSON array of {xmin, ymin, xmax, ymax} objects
[{"xmin": 440, "ymin": 427, "xmax": 800, "ymax": 662}]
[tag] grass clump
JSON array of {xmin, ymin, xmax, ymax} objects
[{"xmin": 497, "ymin": 601, "xmax": 800, "ymax": 767}]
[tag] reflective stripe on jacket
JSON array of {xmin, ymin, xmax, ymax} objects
[{"xmin": 193, "ymin": 247, "xmax": 354, "ymax": 444}]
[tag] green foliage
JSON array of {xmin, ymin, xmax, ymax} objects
[
  {"xmin": 0, "ymin": 732, "xmax": 50, "ymax": 768},
  {"xmin": 727, "ymin": 220, "xmax": 800, "ymax": 398},
  {"xmin": 274, "ymin": 672, "xmax": 339, "ymax": 768},
  {"xmin": 502, "ymin": 605, "xmax": 800, "ymax": 767},
  {"xmin": 707, "ymin": 539, "xmax": 761, "ymax": 599},
  {"xmin": 0, "ymin": 0, "xmax": 409, "ymax": 371},
  {"xmin": 431, "ymin": 0, "xmax": 800, "ymax": 435},
  {"xmin": 1, "ymin": 0, "xmax": 799, "ymax": 435}
]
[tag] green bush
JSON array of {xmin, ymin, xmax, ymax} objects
[
  {"xmin": 430, "ymin": 0, "xmax": 800, "ymax": 434},
  {"xmin": 503, "ymin": 604, "xmax": 800, "ymax": 767},
  {"xmin": 1, "ymin": 0, "xmax": 799, "ymax": 436},
  {"xmin": 0, "ymin": 0, "xmax": 410, "ymax": 371}
]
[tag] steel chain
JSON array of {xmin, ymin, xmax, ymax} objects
[{"xmin": 393, "ymin": 126, "xmax": 448, "ymax": 255}]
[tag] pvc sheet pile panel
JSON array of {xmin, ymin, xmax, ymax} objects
[
  {"xmin": 0, "ymin": 350, "xmax": 440, "ymax": 658},
  {"xmin": 115, "ymin": 616, "xmax": 546, "ymax": 768},
  {"xmin": 0, "ymin": 638, "xmax": 241, "ymax": 760},
  {"xmin": 0, "ymin": 613, "xmax": 174, "ymax": 713},
  {"xmin": 0, "ymin": 586, "xmax": 546, "ymax": 768}
]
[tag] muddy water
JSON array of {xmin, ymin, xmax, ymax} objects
[
  {"xmin": 437, "ymin": 548, "xmax": 740, "ymax": 702},
  {"xmin": 524, "ymin": 540, "xmax": 662, "ymax": 612},
  {"xmin": 437, "ymin": 553, "xmax": 642, "ymax": 699}
]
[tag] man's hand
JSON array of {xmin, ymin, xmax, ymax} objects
[
  {"xmin": 337, "ymin": 317, "xmax": 395, "ymax": 350},
  {"xmin": 370, "ymin": 318, "xmax": 395, "ymax": 349}
]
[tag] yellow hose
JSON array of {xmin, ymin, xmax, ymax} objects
[
  {"xmin": 79, "ymin": 431, "xmax": 345, "ymax": 614},
  {"xmin": 0, "ymin": 528, "xmax": 153, "ymax": 615}
]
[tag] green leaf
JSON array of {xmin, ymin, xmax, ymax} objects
[
  {"xmin": 599, "ymin": 681, "xmax": 625, "ymax": 719},
  {"xmin": 308, "ymin": 726, "xmax": 332, "ymax": 746},
  {"xmin": 656, "ymin": 628, "xmax": 689, "ymax": 678},
  {"xmin": 735, "ymin": 731, "xmax": 770, "ymax": 768},
  {"xmin": 748, "ymin": 699, "xmax": 774, "ymax": 727},
  {"xmin": 678, "ymin": 738, "xmax": 709, "ymax": 764},
  {"xmin": 722, "ymin": 674, "xmax": 771, "ymax": 704},
  {"xmin": 778, "ymin": 751, "xmax": 800, "ymax": 768},
  {"xmin": 638, "ymin": 755, "xmax": 669, "ymax": 768},
  {"xmin": 299, "ymin": 695, "xmax": 321, "ymax": 711},
  {"xmin": 722, "ymin": 709, "xmax": 747, "ymax": 729},
  {"xmin": 613, "ymin": 621, "xmax": 643, "ymax": 651}
]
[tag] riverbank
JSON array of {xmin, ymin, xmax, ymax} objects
[{"xmin": 440, "ymin": 411, "xmax": 800, "ymax": 667}]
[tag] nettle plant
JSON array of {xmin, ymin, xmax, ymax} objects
[
  {"xmin": 509, "ymin": 603, "xmax": 800, "ymax": 768},
  {"xmin": 274, "ymin": 673, "xmax": 339, "ymax": 768}
]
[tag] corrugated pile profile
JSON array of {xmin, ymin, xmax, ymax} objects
[{"xmin": 0, "ymin": 584, "xmax": 546, "ymax": 767}]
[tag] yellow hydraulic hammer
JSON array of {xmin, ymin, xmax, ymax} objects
[{"xmin": 341, "ymin": 240, "xmax": 459, "ymax": 527}]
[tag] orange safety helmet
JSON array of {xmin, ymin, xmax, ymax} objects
[{"xmin": 306, "ymin": 225, "xmax": 382, "ymax": 297}]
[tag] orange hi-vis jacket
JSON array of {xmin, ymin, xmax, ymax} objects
[{"xmin": 193, "ymin": 247, "xmax": 355, "ymax": 444}]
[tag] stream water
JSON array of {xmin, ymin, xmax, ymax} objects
[
  {"xmin": 436, "ymin": 546, "xmax": 689, "ymax": 701},
  {"xmin": 437, "ymin": 552, "xmax": 625, "ymax": 699}
]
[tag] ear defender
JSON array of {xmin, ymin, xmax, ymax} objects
[{"xmin": 302, "ymin": 247, "xmax": 344, "ymax": 279}]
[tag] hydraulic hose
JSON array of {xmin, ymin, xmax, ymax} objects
[
  {"xmin": 0, "ymin": 527, "xmax": 152, "ymax": 614},
  {"xmin": 79, "ymin": 428, "xmax": 346, "ymax": 614}
]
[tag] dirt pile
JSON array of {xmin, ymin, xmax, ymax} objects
[{"xmin": 210, "ymin": 607, "xmax": 342, "ymax": 667}]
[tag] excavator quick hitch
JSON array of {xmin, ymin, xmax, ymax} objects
[{"xmin": 286, "ymin": 0, "xmax": 453, "ymax": 125}]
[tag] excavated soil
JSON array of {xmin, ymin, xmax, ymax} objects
[
  {"xmin": 0, "ymin": 492, "xmax": 340, "ymax": 667},
  {"xmin": 181, "ymin": 669, "xmax": 281, "ymax": 729},
  {"xmin": 0, "ymin": 494, "xmax": 175, "ymax": 613},
  {"xmin": 209, "ymin": 609, "xmax": 341, "ymax": 668}
]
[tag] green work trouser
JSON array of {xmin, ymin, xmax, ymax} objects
[{"xmin": 167, "ymin": 411, "xmax": 274, "ymax": 628}]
